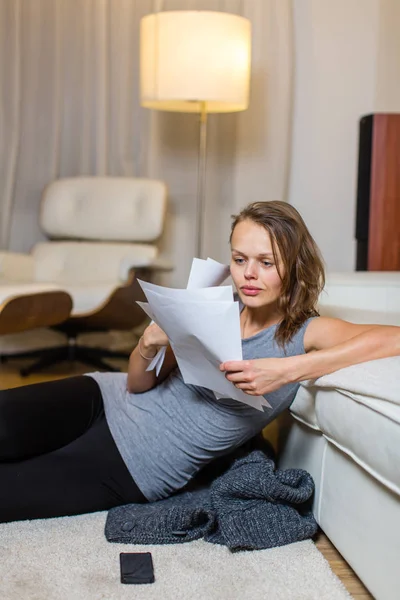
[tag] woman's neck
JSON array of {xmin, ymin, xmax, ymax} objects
[{"xmin": 240, "ymin": 305, "xmax": 282, "ymax": 338}]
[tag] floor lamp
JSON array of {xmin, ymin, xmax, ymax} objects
[{"xmin": 140, "ymin": 10, "xmax": 251, "ymax": 259}]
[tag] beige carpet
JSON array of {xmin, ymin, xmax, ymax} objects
[{"xmin": 0, "ymin": 512, "xmax": 352, "ymax": 600}]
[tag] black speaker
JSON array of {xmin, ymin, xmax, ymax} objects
[
  {"xmin": 354, "ymin": 113, "xmax": 400, "ymax": 271},
  {"xmin": 355, "ymin": 115, "xmax": 373, "ymax": 270}
]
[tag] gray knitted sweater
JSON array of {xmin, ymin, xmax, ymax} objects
[{"xmin": 105, "ymin": 450, "xmax": 318, "ymax": 551}]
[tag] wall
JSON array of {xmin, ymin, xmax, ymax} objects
[
  {"xmin": 375, "ymin": 0, "xmax": 400, "ymax": 111},
  {"xmin": 288, "ymin": 0, "xmax": 380, "ymax": 272},
  {"xmin": 3, "ymin": 0, "xmax": 399, "ymax": 280},
  {"xmin": 0, "ymin": 0, "xmax": 293, "ymax": 290},
  {"xmin": 151, "ymin": 0, "xmax": 293, "ymax": 287}
]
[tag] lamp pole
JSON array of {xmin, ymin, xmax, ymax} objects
[{"xmin": 196, "ymin": 101, "xmax": 208, "ymax": 259}]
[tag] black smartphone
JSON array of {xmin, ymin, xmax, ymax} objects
[{"xmin": 119, "ymin": 552, "xmax": 155, "ymax": 584}]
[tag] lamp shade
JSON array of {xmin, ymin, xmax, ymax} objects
[{"xmin": 140, "ymin": 11, "xmax": 251, "ymax": 113}]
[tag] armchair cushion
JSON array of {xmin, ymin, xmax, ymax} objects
[
  {"xmin": 61, "ymin": 283, "xmax": 117, "ymax": 315},
  {"xmin": 32, "ymin": 242, "xmax": 158, "ymax": 284},
  {"xmin": 0, "ymin": 252, "xmax": 35, "ymax": 282},
  {"xmin": 40, "ymin": 177, "xmax": 166, "ymax": 242}
]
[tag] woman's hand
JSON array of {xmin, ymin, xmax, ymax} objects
[
  {"xmin": 219, "ymin": 357, "xmax": 296, "ymax": 396},
  {"xmin": 141, "ymin": 322, "xmax": 169, "ymax": 355},
  {"xmin": 127, "ymin": 323, "xmax": 174, "ymax": 394}
]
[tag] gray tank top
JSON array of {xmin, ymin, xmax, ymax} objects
[{"xmin": 88, "ymin": 317, "xmax": 315, "ymax": 501}]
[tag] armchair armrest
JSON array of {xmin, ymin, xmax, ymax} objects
[
  {"xmin": 119, "ymin": 254, "xmax": 173, "ymax": 281},
  {"xmin": 0, "ymin": 252, "xmax": 35, "ymax": 281},
  {"xmin": 147, "ymin": 255, "xmax": 174, "ymax": 271}
]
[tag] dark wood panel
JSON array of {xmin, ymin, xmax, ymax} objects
[{"xmin": 368, "ymin": 114, "xmax": 400, "ymax": 270}]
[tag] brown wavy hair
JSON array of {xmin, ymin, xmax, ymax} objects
[{"xmin": 230, "ymin": 201, "xmax": 325, "ymax": 347}]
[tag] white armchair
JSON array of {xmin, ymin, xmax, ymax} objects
[{"xmin": 0, "ymin": 176, "xmax": 170, "ymax": 374}]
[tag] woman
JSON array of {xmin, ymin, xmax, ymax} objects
[{"xmin": 0, "ymin": 201, "xmax": 399, "ymax": 523}]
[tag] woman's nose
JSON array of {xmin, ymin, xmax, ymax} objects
[{"xmin": 244, "ymin": 262, "xmax": 257, "ymax": 279}]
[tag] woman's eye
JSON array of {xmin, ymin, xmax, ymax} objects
[
  {"xmin": 262, "ymin": 261, "xmax": 272, "ymax": 267},
  {"xmin": 234, "ymin": 258, "xmax": 245, "ymax": 264}
]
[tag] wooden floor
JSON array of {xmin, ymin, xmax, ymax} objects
[
  {"xmin": 0, "ymin": 357, "xmax": 373, "ymax": 599},
  {"xmin": 314, "ymin": 532, "xmax": 372, "ymax": 599}
]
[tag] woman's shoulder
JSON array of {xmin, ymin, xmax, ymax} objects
[{"xmin": 285, "ymin": 315, "xmax": 319, "ymax": 354}]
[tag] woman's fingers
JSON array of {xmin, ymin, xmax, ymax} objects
[
  {"xmin": 225, "ymin": 370, "xmax": 256, "ymax": 385},
  {"xmin": 220, "ymin": 360, "xmax": 251, "ymax": 372},
  {"xmin": 224, "ymin": 371, "xmax": 257, "ymax": 391},
  {"xmin": 225, "ymin": 371, "xmax": 245, "ymax": 382},
  {"xmin": 233, "ymin": 382, "xmax": 256, "ymax": 392},
  {"xmin": 145, "ymin": 323, "xmax": 169, "ymax": 347}
]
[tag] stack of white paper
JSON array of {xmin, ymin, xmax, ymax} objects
[{"xmin": 137, "ymin": 258, "xmax": 271, "ymax": 412}]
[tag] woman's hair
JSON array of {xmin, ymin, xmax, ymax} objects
[{"xmin": 230, "ymin": 201, "xmax": 325, "ymax": 347}]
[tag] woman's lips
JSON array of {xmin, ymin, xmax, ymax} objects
[{"xmin": 241, "ymin": 287, "xmax": 262, "ymax": 296}]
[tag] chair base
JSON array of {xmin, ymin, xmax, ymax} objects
[{"xmin": 19, "ymin": 344, "xmax": 130, "ymax": 377}]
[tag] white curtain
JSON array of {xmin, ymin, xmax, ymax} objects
[{"xmin": 0, "ymin": 0, "xmax": 293, "ymax": 287}]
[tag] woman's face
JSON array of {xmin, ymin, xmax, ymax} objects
[{"xmin": 230, "ymin": 219, "xmax": 283, "ymax": 311}]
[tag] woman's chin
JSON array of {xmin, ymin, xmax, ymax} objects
[{"xmin": 238, "ymin": 292, "xmax": 266, "ymax": 307}]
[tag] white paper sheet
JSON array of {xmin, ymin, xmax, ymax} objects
[
  {"xmin": 140, "ymin": 279, "xmax": 233, "ymax": 375},
  {"xmin": 136, "ymin": 258, "xmax": 271, "ymax": 411},
  {"xmin": 145, "ymin": 258, "xmax": 230, "ymax": 375},
  {"xmin": 187, "ymin": 257, "xmax": 231, "ymax": 289}
]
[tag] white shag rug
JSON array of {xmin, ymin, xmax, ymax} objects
[{"xmin": 0, "ymin": 512, "xmax": 352, "ymax": 600}]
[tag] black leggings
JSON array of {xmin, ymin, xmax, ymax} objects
[{"xmin": 0, "ymin": 376, "xmax": 146, "ymax": 523}]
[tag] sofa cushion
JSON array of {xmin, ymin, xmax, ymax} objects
[
  {"xmin": 289, "ymin": 385, "xmax": 321, "ymax": 430},
  {"xmin": 313, "ymin": 357, "xmax": 400, "ymax": 409},
  {"xmin": 291, "ymin": 357, "xmax": 400, "ymax": 496},
  {"xmin": 315, "ymin": 388, "xmax": 400, "ymax": 495},
  {"xmin": 319, "ymin": 305, "xmax": 400, "ymax": 326},
  {"xmin": 293, "ymin": 357, "xmax": 400, "ymax": 426},
  {"xmin": 319, "ymin": 272, "xmax": 400, "ymax": 313}
]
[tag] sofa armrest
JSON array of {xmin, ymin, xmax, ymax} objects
[
  {"xmin": 0, "ymin": 252, "xmax": 35, "ymax": 281},
  {"xmin": 302, "ymin": 356, "xmax": 400, "ymax": 405},
  {"xmin": 318, "ymin": 303, "xmax": 400, "ymax": 326}
]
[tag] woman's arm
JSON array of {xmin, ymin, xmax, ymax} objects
[
  {"xmin": 127, "ymin": 323, "xmax": 177, "ymax": 394},
  {"xmin": 220, "ymin": 318, "xmax": 400, "ymax": 396},
  {"xmin": 295, "ymin": 317, "xmax": 400, "ymax": 381}
]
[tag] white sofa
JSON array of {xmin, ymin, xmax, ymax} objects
[{"xmin": 279, "ymin": 272, "xmax": 400, "ymax": 600}]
